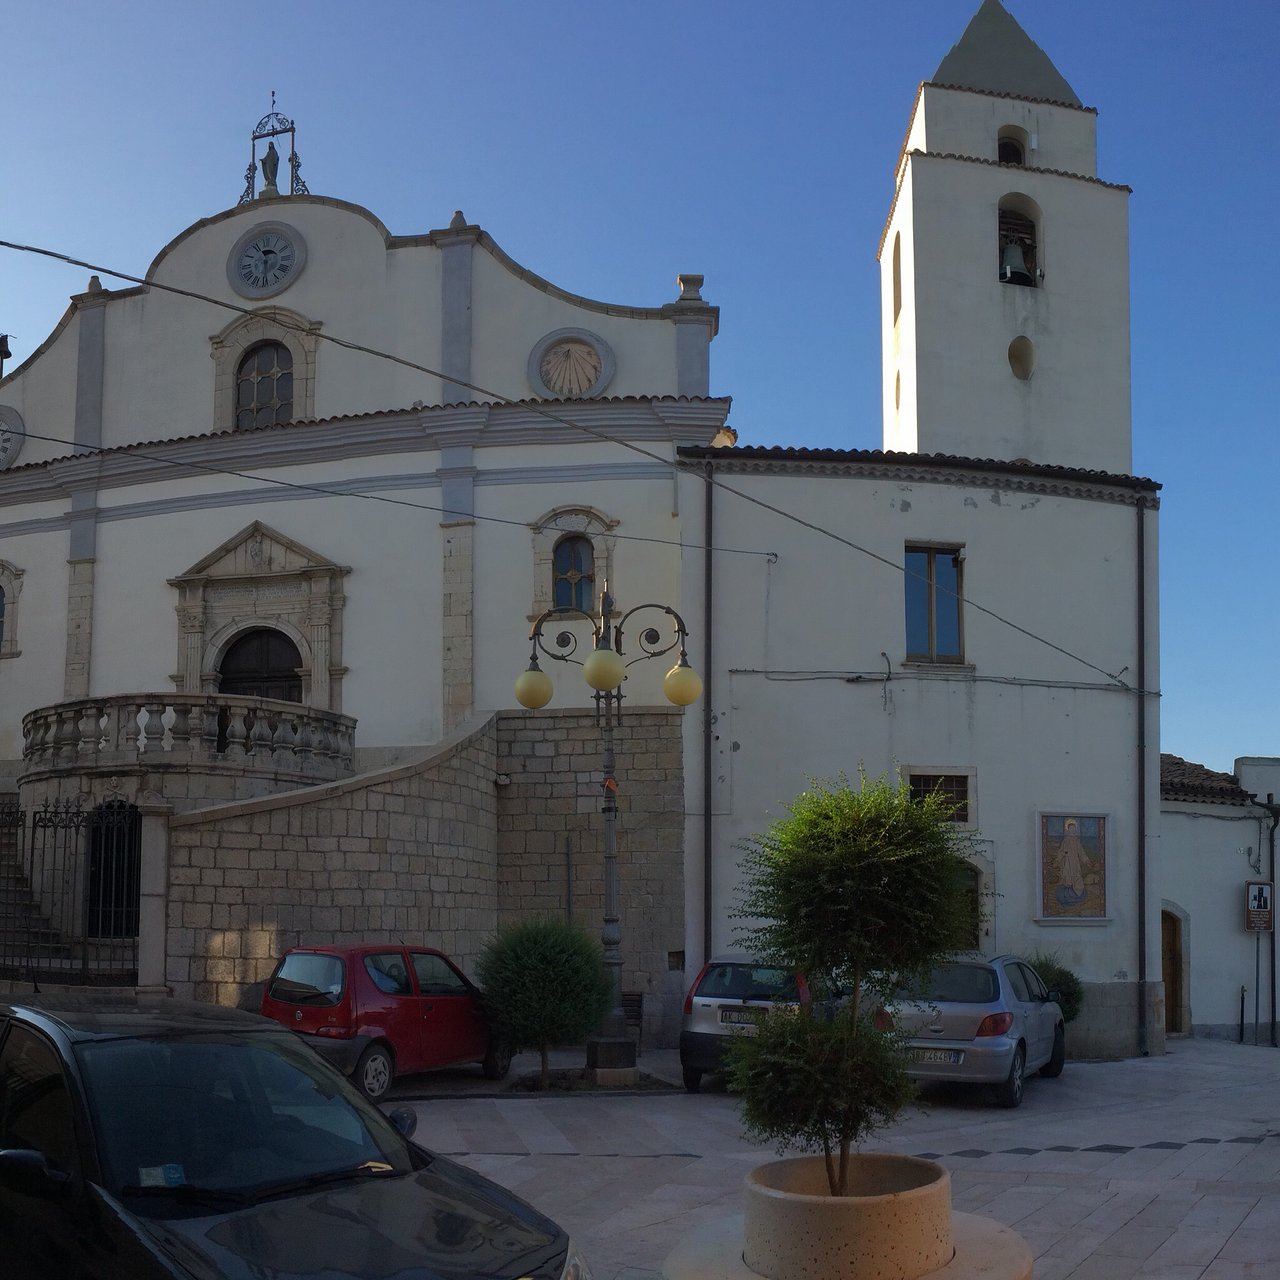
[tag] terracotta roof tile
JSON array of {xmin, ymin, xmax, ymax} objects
[{"xmin": 1160, "ymin": 753, "xmax": 1251, "ymax": 806}]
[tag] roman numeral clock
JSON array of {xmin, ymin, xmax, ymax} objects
[{"xmin": 226, "ymin": 221, "xmax": 308, "ymax": 299}]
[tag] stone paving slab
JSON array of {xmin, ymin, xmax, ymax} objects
[{"xmin": 394, "ymin": 1037, "xmax": 1280, "ymax": 1279}]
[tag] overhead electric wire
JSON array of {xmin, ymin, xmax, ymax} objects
[{"xmin": 1, "ymin": 236, "xmax": 1145, "ymax": 689}]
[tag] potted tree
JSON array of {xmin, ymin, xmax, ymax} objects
[{"xmin": 718, "ymin": 774, "xmax": 1026, "ymax": 1280}]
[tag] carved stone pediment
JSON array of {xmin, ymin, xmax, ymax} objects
[{"xmin": 171, "ymin": 521, "xmax": 343, "ymax": 583}]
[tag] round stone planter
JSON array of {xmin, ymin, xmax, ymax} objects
[{"xmin": 742, "ymin": 1153, "xmax": 952, "ymax": 1280}]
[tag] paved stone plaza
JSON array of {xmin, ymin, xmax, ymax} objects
[{"xmin": 394, "ymin": 1037, "xmax": 1280, "ymax": 1280}]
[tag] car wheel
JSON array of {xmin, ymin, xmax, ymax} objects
[
  {"xmin": 356, "ymin": 1043, "xmax": 394, "ymax": 1101},
  {"xmin": 683, "ymin": 1066, "xmax": 703, "ymax": 1093},
  {"xmin": 482, "ymin": 1041, "xmax": 512, "ymax": 1080},
  {"xmin": 995, "ymin": 1044, "xmax": 1025, "ymax": 1108},
  {"xmin": 1039, "ymin": 1025, "xmax": 1066, "ymax": 1078}
]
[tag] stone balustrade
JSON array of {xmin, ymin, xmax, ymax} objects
[{"xmin": 21, "ymin": 694, "xmax": 357, "ymax": 784}]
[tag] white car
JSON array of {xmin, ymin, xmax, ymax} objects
[{"xmin": 885, "ymin": 955, "xmax": 1065, "ymax": 1108}]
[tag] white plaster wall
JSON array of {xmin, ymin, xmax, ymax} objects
[
  {"xmin": 0, "ymin": 309, "xmax": 82, "ymax": 467},
  {"xmin": 0, "ymin": 524, "xmax": 71, "ymax": 764},
  {"xmin": 904, "ymin": 157, "xmax": 1130, "ymax": 471},
  {"xmin": 1160, "ymin": 801, "xmax": 1271, "ymax": 1038},
  {"xmin": 916, "ymin": 87, "xmax": 1098, "ymax": 176},
  {"xmin": 2, "ymin": 198, "xmax": 690, "ymax": 462},
  {"xmin": 696, "ymin": 465, "xmax": 1156, "ymax": 981},
  {"xmin": 880, "ymin": 172, "xmax": 921, "ymax": 454},
  {"xmin": 470, "ymin": 250, "xmax": 679, "ymax": 402},
  {"xmin": 470, "ymin": 467, "xmax": 685, "ymax": 717}
]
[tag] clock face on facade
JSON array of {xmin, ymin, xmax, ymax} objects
[
  {"xmin": 226, "ymin": 222, "xmax": 308, "ymax": 299},
  {"xmin": 527, "ymin": 329, "xmax": 615, "ymax": 400}
]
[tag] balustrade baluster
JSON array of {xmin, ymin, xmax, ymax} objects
[
  {"xmin": 122, "ymin": 703, "xmax": 143, "ymax": 756},
  {"xmin": 224, "ymin": 705, "xmax": 249, "ymax": 758},
  {"xmin": 141, "ymin": 702, "xmax": 166, "ymax": 753}
]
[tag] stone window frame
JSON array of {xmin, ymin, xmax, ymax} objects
[
  {"xmin": 211, "ymin": 306, "xmax": 321, "ymax": 431},
  {"xmin": 529, "ymin": 507, "xmax": 618, "ymax": 620},
  {"xmin": 0, "ymin": 560, "xmax": 23, "ymax": 659}
]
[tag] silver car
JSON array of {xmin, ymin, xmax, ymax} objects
[
  {"xmin": 887, "ymin": 955, "xmax": 1065, "ymax": 1108},
  {"xmin": 678, "ymin": 953, "xmax": 810, "ymax": 1092}
]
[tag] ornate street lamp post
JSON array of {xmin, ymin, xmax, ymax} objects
[{"xmin": 514, "ymin": 582, "xmax": 702, "ymax": 1066}]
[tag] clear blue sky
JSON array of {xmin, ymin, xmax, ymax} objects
[{"xmin": 2, "ymin": 1, "xmax": 1277, "ymax": 774}]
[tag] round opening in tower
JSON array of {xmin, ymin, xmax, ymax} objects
[{"xmin": 1008, "ymin": 336, "xmax": 1035, "ymax": 381}]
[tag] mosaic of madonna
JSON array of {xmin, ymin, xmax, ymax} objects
[{"xmin": 1040, "ymin": 814, "xmax": 1106, "ymax": 919}]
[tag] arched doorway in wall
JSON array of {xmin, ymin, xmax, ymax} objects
[
  {"xmin": 216, "ymin": 628, "xmax": 303, "ymax": 752},
  {"xmin": 218, "ymin": 628, "xmax": 303, "ymax": 702},
  {"xmin": 1162, "ymin": 908, "xmax": 1186, "ymax": 1033}
]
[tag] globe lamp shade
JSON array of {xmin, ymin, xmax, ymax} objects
[
  {"xmin": 582, "ymin": 645, "xmax": 625, "ymax": 691},
  {"xmin": 514, "ymin": 665, "xmax": 554, "ymax": 710},
  {"xmin": 663, "ymin": 661, "xmax": 703, "ymax": 706}
]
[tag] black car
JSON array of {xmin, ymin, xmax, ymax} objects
[{"xmin": 0, "ymin": 993, "xmax": 593, "ymax": 1279}]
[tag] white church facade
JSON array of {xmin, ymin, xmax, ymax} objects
[{"xmin": 0, "ymin": 1, "xmax": 1188, "ymax": 1057}]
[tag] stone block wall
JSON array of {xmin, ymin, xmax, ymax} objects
[
  {"xmin": 165, "ymin": 718, "xmax": 500, "ymax": 1006},
  {"xmin": 1070, "ymin": 980, "xmax": 1166, "ymax": 1059},
  {"xmin": 495, "ymin": 707, "xmax": 687, "ymax": 1041}
]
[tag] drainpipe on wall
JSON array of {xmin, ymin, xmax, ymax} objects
[
  {"xmin": 702, "ymin": 459, "xmax": 715, "ymax": 967},
  {"xmin": 1248, "ymin": 794, "xmax": 1280, "ymax": 1048},
  {"xmin": 1136, "ymin": 498, "xmax": 1149, "ymax": 1056}
]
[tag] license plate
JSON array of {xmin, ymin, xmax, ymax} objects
[
  {"xmin": 910, "ymin": 1048, "xmax": 963, "ymax": 1065},
  {"xmin": 720, "ymin": 1008, "xmax": 758, "ymax": 1025}
]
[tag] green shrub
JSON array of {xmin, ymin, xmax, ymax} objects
[
  {"xmin": 1030, "ymin": 952, "xmax": 1084, "ymax": 1023},
  {"xmin": 476, "ymin": 918, "xmax": 611, "ymax": 1089}
]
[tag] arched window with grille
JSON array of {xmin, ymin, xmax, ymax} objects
[
  {"xmin": 235, "ymin": 342, "xmax": 294, "ymax": 429},
  {"xmin": 553, "ymin": 535, "xmax": 594, "ymax": 612}
]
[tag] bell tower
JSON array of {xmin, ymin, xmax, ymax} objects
[{"xmin": 880, "ymin": 0, "xmax": 1132, "ymax": 473}]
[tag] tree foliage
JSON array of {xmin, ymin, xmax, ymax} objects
[
  {"xmin": 476, "ymin": 917, "xmax": 611, "ymax": 1089},
  {"xmin": 1030, "ymin": 951, "xmax": 1084, "ymax": 1023},
  {"xmin": 735, "ymin": 773, "xmax": 976, "ymax": 1009},
  {"xmin": 729, "ymin": 773, "xmax": 978, "ymax": 1194}
]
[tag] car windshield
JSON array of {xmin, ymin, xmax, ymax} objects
[
  {"xmin": 267, "ymin": 952, "xmax": 345, "ymax": 1005},
  {"xmin": 697, "ymin": 964, "xmax": 799, "ymax": 1001},
  {"xmin": 76, "ymin": 1029, "xmax": 411, "ymax": 1205},
  {"xmin": 899, "ymin": 963, "xmax": 999, "ymax": 1004}
]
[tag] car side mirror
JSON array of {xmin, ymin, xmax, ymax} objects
[
  {"xmin": 387, "ymin": 1106, "xmax": 418, "ymax": 1140},
  {"xmin": 0, "ymin": 1148, "xmax": 71, "ymax": 1198},
  {"xmin": 1045, "ymin": 990, "xmax": 1061, "ymax": 1004}
]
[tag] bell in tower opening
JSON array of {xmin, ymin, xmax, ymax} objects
[{"xmin": 1000, "ymin": 238, "xmax": 1034, "ymax": 287}]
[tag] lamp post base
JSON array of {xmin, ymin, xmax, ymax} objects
[{"xmin": 586, "ymin": 1034, "xmax": 638, "ymax": 1085}]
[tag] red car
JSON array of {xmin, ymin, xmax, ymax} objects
[{"xmin": 260, "ymin": 943, "xmax": 510, "ymax": 1100}]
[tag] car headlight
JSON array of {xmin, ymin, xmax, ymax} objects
[{"xmin": 559, "ymin": 1240, "xmax": 595, "ymax": 1279}]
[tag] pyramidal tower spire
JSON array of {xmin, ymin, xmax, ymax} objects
[
  {"xmin": 879, "ymin": 2, "xmax": 1132, "ymax": 473},
  {"xmin": 934, "ymin": 0, "xmax": 1080, "ymax": 105}
]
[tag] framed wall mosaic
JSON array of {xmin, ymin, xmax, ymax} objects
[{"xmin": 1039, "ymin": 813, "xmax": 1107, "ymax": 919}]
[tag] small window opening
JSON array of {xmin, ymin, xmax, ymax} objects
[
  {"xmin": 553, "ymin": 535, "xmax": 594, "ymax": 612},
  {"xmin": 998, "ymin": 137, "xmax": 1024, "ymax": 165},
  {"xmin": 905, "ymin": 545, "xmax": 964, "ymax": 663},
  {"xmin": 892, "ymin": 233, "xmax": 902, "ymax": 324},
  {"xmin": 235, "ymin": 342, "xmax": 294, "ymax": 430},
  {"xmin": 908, "ymin": 773, "xmax": 971, "ymax": 823},
  {"xmin": 1008, "ymin": 336, "xmax": 1035, "ymax": 381}
]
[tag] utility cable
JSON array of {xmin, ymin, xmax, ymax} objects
[{"xmin": 1, "ymin": 236, "xmax": 1146, "ymax": 688}]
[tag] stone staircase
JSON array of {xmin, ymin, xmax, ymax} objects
[{"xmin": 0, "ymin": 824, "xmax": 138, "ymax": 985}]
